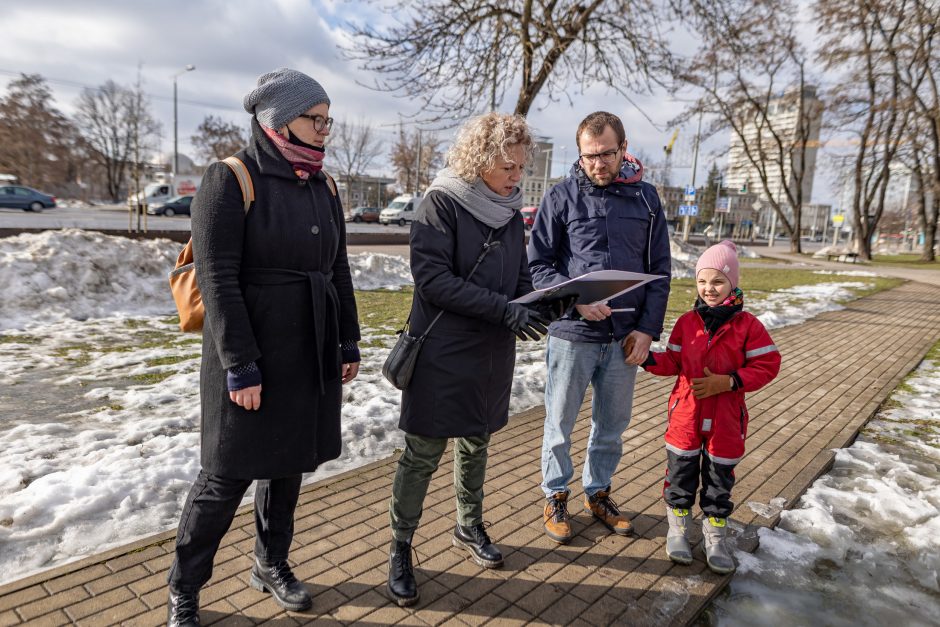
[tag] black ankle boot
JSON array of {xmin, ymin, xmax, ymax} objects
[
  {"xmin": 249, "ymin": 559, "xmax": 313, "ymax": 611},
  {"xmin": 167, "ymin": 589, "xmax": 200, "ymax": 627},
  {"xmin": 453, "ymin": 523, "xmax": 503, "ymax": 568},
  {"xmin": 387, "ymin": 538, "xmax": 419, "ymax": 606}
]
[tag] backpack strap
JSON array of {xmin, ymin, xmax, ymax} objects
[
  {"xmin": 322, "ymin": 170, "xmax": 338, "ymax": 197},
  {"xmin": 221, "ymin": 156, "xmax": 254, "ymax": 213}
]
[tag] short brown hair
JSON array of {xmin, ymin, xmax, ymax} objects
[{"xmin": 576, "ymin": 111, "xmax": 626, "ymax": 151}]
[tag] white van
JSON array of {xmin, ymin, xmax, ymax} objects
[
  {"xmin": 379, "ymin": 194, "xmax": 422, "ymax": 226},
  {"xmin": 130, "ymin": 176, "xmax": 200, "ymax": 209}
]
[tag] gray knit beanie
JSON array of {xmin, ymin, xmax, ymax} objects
[{"xmin": 243, "ymin": 68, "xmax": 330, "ymax": 130}]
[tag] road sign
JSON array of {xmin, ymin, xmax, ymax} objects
[
  {"xmin": 715, "ymin": 197, "xmax": 730, "ymax": 213},
  {"xmin": 678, "ymin": 205, "xmax": 699, "ymax": 216},
  {"xmin": 685, "ymin": 186, "xmax": 696, "ymax": 196}
]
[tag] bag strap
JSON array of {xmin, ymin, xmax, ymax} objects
[
  {"xmin": 221, "ymin": 156, "xmax": 254, "ymax": 213},
  {"xmin": 322, "ymin": 170, "xmax": 338, "ymax": 197},
  {"xmin": 405, "ymin": 228, "xmax": 497, "ymax": 339}
]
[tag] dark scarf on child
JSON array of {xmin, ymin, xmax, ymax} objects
[{"xmin": 695, "ymin": 287, "xmax": 744, "ymax": 336}]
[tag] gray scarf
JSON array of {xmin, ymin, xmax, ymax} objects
[{"xmin": 425, "ymin": 168, "xmax": 522, "ymax": 229}]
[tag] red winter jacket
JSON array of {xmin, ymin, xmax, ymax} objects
[{"xmin": 645, "ymin": 310, "xmax": 781, "ymax": 464}]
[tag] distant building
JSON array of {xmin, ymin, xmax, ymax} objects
[
  {"xmin": 523, "ymin": 139, "xmax": 562, "ymax": 208},
  {"xmin": 336, "ymin": 174, "xmax": 397, "ymax": 210},
  {"xmin": 724, "ymin": 86, "xmax": 823, "ymax": 216},
  {"xmin": 655, "ymin": 185, "xmax": 685, "ymax": 221}
]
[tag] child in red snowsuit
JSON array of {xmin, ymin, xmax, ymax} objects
[{"xmin": 642, "ymin": 240, "xmax": 780, "ymax": 573}]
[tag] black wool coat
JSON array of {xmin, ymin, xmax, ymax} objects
[
  {"xmin": 190, "ymin": 119, "xmax": 360, "ymax": 479},
  {"xmin": 400, "ymin": 191, "xmax": 533, "ymax": 438}
]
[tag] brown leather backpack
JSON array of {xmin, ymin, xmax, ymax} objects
[
  {"xmin": 168, "ymin": 158, "xmax": 339, "ymax": 332},
  {"xmin": 169, "ymin": 156, "xmax": 254, "ymax": 332}
]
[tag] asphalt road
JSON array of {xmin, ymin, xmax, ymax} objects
[{"xmin": 0, "ymin": 204, "xmax": 411, "ymax": 235}]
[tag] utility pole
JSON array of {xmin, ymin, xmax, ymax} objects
[
  {"xmin": 172, "ymin": 65, "xmax": 195, "ymax": 177},
  {"xmin": 541, "ymin": 144, "xmax": 554, "ymax": 204},
  {"xmin": 413, "ymin": 129, "xmax": 422, "ymax": 195},
  {"xmin": 682, "ymin": 110, "xmax": 703, "ymax": 243}
]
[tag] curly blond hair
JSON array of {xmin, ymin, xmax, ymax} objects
[{"xmin": 446, "ymin": 112, "xmax": 536, "ymax": 181}]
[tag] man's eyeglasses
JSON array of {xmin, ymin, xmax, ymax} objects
[
  {"xmin": 297, "ymin": 114, "xmax": 333, "ymax": 133},
  {"xmin": 579, "ymin": 147, "xmax": 622, "ymax": 165}
]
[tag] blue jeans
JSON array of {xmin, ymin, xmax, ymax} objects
[{"xmin": 541, "ymin": 335, "xmax": 637, "ymax": 498}]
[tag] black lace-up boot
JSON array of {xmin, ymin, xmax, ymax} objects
[
  {"xmin": 249, "ymin": 559, "xmax": 313, "ymax": 611},
  {"xmin": 167, "ymin": 589, "xmax": 200, "ymax": 627},
  {"xmin": 452, "ymin": 523, "xmax": 504, "ymax": 568},
  {"xmin": 387, "ymin": 538, "xmax": 419, "ymax": 606}
]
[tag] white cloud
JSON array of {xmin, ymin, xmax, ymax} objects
[{"xmin": 0, "ymin": 0, "xmax": 836, "ymax": 204}]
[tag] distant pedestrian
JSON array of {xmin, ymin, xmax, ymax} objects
[
  {"xmin": 166, "ymin": 68, "xmax": 361, "ymax": 626},
  {"xmin": 642, "ymin": 240, "xmax": 780, "ymax": 573},
  {"xmin": 386, "ymin": 112, "xmax": 570, "ymax": 607},
  {"xmin": 528, "ymin": 111, "xmax": 671, "ymax": 544}
]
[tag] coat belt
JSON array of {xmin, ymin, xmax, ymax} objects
[{"xmin": 241, "ymin": 267, "xmax": 337, "ymax": 393}]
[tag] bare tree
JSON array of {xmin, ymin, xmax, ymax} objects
[
  {"xmin": 817, "ymin": 0, "xmax": 917, "ymax": 260},
  {"xmin": 0, "ymin": 74, "xmax": 80, "ymax": 194},
  {"xmin": 329, "ymin": 118, "xmax": 384, "ymax": 208},
  {"xmin": 670, "ymin": 0, "xmax": 820, "ymax": 253},
  {"xmin": 894, "ymin": 0, "xmax": 939, "ymax": 261},
  {"xmin": 75, "ymin": 80, "xmax": 161, "ymax": 202},
  {"xmin": 191, "ymin": 115, "xmax": 248, "ymax": 163},
  {"xmin": 390, "ymin": 127, "xmax": 444, "ymax": 193},
  {"xmin": 342, "ymin": 0, "xmax": 671, "ymax": 120}
]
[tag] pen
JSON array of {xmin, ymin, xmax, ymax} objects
[{"xmin": 609, "ymin": 308, "xmax": 635, "ymax": 312}]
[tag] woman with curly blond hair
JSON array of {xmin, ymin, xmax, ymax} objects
[{"xmin": 386, "ymin": 113, "xmax": 572, "ymax": 606}]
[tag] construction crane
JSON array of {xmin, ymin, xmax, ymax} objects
[{"xmin": 662, "ymin": 129, "xmax": 679, "ymax": 187}]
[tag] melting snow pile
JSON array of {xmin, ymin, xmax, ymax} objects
[
  {"xmin": 0, "ymin": 229, "xmax": 180, "ymax": 330},
  {"xmin": 0, "ymin": 230, "xmax": 413, "ymax": 331},
  {"xmin": 715, "ymin": 355, "xmax": 940, "ymax": 626}
]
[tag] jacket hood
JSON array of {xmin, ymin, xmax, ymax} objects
[{"xmin": 570, "ymin": 152, "xmax": 645, "ymax": 189}]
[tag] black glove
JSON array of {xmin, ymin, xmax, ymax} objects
[
  {"xmin": 503, "ymin": 302, "xmax": 550, "ymax": 341},
  {"xmin": 530, "ymin": 294, "xmax": 578, "ymax": 323}
]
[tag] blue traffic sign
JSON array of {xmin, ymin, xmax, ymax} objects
[{"xmin": 678, "ymin": 204, "xmax": 699, "ymax": 216}]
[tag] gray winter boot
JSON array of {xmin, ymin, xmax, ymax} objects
[
  {"xmin": 665, "ymin": 507, "xmax": 693, "ymax": 565},
  {"xmin": 702, "ymin": 517, "xmax": 736, "ymax": 574}
]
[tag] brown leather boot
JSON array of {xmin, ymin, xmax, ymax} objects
[
  {"xmin": 543, "ymin": 492, "xmax": 574, "ymax": 544},
  {"xmin": 585, "ymin": 489, "xmax": 633, "ymax": 536}
]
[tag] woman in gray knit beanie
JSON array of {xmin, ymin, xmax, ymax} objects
[{"xmin": 166, "ymin": 68, "xmax": 362, "ymax": 626}]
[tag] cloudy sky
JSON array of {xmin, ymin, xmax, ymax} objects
[{"xmin": 0, "ymin": 0, "xmax": 838, "ymax": 204}]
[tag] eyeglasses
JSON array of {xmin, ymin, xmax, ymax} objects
[
  {"xmin": 579, "ymin": 147, "xmax": 622, "ymax": 165},
  {"xmin": 297, "ymin": 114, "xmax": 333, "ymax": 133}
]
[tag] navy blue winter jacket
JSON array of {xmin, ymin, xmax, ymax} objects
[{"xmin": 527, "ymin": 158, "xmax": 671, "ymax": 343}]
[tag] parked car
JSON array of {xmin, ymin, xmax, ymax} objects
[
  {"xmin": 521, "ymin": 206, "xmax": 538, "ymax": 229},
  {"xmin": 379, "ymin": 194, "xmax": 422, "ymax": 226},
  {"xmin": 148, "ymin": 195, "xmax": 192, "ymax": 216},
  {"xmin": 0, "ymin": 185, "xmax": 56, "ymax": 211},
  {"xmin": 346, "ymin": 206, "xmax": 381, "ymax": 223}
]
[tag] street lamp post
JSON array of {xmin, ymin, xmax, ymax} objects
[{"xmin": 173, "ymin": 64, "xmax": 196, "ymax": 176}]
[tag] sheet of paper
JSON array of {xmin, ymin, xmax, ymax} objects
[{"xmin": 511, "ymin": 270, "xmax": 666, "ymax": 306}]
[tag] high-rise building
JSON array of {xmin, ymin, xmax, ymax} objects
[
  {"xmin": 724, "ymin": 86, "xmax": 823, "ymax": 212},
  {"xmin": 523, "ymin": 139, "xmax": 556, "ymax": 208}
]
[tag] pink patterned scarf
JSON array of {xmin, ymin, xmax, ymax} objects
[{"xmin": 261, "ymin": 125, "xmax": 324, "ymax": 179}]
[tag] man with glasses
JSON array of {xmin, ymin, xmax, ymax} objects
[{"xmin": 528, "ymin": 111, "xmax": 671, "ymax": 544}]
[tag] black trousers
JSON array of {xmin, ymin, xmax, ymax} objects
[
  {"xmin": 167, "ymin": 469, "xmax": 303, "ymax": 593},
  {"xmin": 663, "ymin": 449, "xmax": 736, "ymax": 518}
]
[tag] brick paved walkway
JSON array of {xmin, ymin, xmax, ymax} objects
[{"xmin": 2, "ymin": 281, "xmax": 939, "ymax": 626}]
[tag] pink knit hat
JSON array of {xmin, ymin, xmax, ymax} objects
[{"xmin": 696, "ymin": 240, "xmax": 740, "ymax": 288}]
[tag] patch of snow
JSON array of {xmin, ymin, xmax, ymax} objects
[{"xmin": 712, "ymin": 357, "xmax": 940, "ymax": 626}]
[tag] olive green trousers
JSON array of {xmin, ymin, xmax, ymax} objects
[{"xmin": 389, "ymin": 432, "xmax": 490, "ymax": 541}]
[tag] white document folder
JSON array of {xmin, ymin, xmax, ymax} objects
[{"xmin": 511, "ymin": 270, "xmax": 666, "ymax": 306}]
